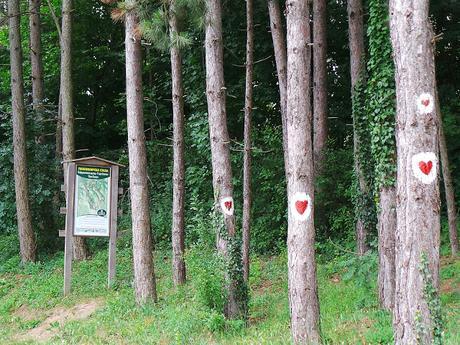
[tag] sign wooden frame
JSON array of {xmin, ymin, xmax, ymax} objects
[{"xmin": 62, "ymin": 157, "xmax": 123, "ymax": 296}]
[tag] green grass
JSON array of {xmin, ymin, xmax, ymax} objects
[{"xmin": 0, "ymin": 238, "xmax": 458, "ymax": 344}]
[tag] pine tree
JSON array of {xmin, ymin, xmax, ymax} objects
[
  {"xmin": 312, "ymin": 0, "xmax": 328, "ymax": 175},
  {"xmin": 390, "ymin": 0, "xmax": 442, "ymax": 343},
  {"xmin": 204, "ymin": 0, "xmax": 247, "ymax": 319},
  {"xmin": 29, "ymin": 0, "xmax": 44, "ymax": 111},
  {"xmin": 267, "ymin": 0, "xmax": 289, "ymax": 176},
  {"xmin": 125, "ymin": 3, "xmax": 158, "ymax": 304},
  {"xmin": 285, "ymin": 0, "xmax": 321, "ymax": 343},
  {"xmin": 8, "ymin": 0, "xmax": 37, "ymax": 263},
  {"xmin": 242, "ymin": 0, "xmax": 254, "ymax": 283},
  {"xmin": 60, "ymin": 0, "xmax": 88, "ymax": 260},
  {"xmin": 169, "ymin": 0, "xmax": 187, "ymax": 285}
]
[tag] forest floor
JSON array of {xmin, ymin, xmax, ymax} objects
[{"xmin": 0, "ymin": 235, "xmax": 458, "ymax": 344}]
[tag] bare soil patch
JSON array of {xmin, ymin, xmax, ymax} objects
[
  {"xmin": 329, "ymin": 274, "xmax": 341, "ymax": 284},
  {"xmin": 440, "ymin": 255, "xmax": 458, "ymax": 267},
  {"xmin": 15, "ymin": 298, "xmax": 103, "ymax": 343},
  {"xmin": 13, "ymin": 304, "xmax": 42, "ymax": 322}
]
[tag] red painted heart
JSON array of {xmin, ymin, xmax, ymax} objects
[
  {"xmin": 224, "ymin": 201, "xmax": 232, "ymax": 210},
  {"xmin": 295, "ymin": 200, "xmax": 308, "ymax": 215},
  {"xmin": 419, "ymin": 160, "xmax": 433, "ymax": 175},
  {"xmin": 421, "ymin": 99, "xmax": 430, "ymax": 107}
]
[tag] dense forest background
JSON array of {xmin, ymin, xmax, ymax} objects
[{"xmin": 1, "ymin": 0, "xmax": 458, "ymax": 258}]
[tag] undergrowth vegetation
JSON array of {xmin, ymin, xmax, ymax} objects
[{"xmin": 0, "ymin": 231, "xmax": 458, "ymax": 344}]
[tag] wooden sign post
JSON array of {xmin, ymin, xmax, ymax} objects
[{"xmin": 61, "ymin": 157, "xmax": 124, "ymax": 296}]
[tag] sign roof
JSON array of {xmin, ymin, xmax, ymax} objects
[{"xmin": 62, "ymin": 156, "xmax": 125, "ymax": 167}]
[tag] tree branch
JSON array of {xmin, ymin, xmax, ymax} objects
[{"xmin": 46, "ymin": 0, "xmax": 62, "ymax": 43}]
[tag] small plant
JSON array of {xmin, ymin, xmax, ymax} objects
[
  {"xmin": 205, "ymin": 310, "xmax": 226, "ymax": 333},
  {"xmin": 416, "ymin": 252, "xmax": 444, "ymax": 345}
]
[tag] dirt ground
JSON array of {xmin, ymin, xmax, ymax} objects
[{"xmin": 14, "ymin": 298, "xmax": 104, "ymax": 343}]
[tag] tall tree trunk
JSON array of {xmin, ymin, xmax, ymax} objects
[
  {"xmin": 436, "ymin": 93, "xmax": 458, "ymax": 256},
  {"xmin": 169, "ymin": 0, "xmax": 186, "ymax": 286},
  {"xmin": 29, "ymin": 0, "xmax": 44, "ymax": 111},
  {"xmin": 204, "ymin": 0, "xmax": 245, "ymax": 319},
  {"xmin": 125, "ymin": 9, "xmax": 158, "ymax": 304},
  {"xmin": 56, "ymin": 95, "xmax": 62, "ymax": 159},
  {"xmin": 29, "ymin": 0, "xmax": 50, "ymax": 236},
  {"xmin": 268, "ymin": 0, "xmax": 289, "ymax": 176},
  {"xmin": 390, "ymin": 1, "xmax": 441, "ymax": 343},
  {"xmin": 347, "ymin": 0, "xmax": 369, "ymax": 256},
  {"xmin": 8, "ymin": 0, "xmax": 37, "ymax": 263},
  {"xmin": 53, "ymin": 95, "xmax": 62, "ymax": 214},
  {"xmin": 60, "ymin": 0, "xmax": 87, "ymax": 260},
  {"xmin": 312, "ymin": 0, "xmax": 327, "ymax": 175},
  {"xmin": 440, "ymin": 127, "xmax": 459, "ymax": 256},
  {"xmin": 242, "ymin": 0, "xmax": 254, "ymax": 284},
  {"xmin": 285, "ymin": 1, "xmax": 321, "ymax": 343},
  {"xmin": 377, "ymin": 186, "xmax": 396, "ymax": 310}
]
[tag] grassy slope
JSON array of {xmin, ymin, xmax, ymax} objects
[{"xmin": 0, "ymin": 240, "xmax": 458, "ymax": 345}]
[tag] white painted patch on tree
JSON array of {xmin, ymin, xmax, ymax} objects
[
  {"xmin": 291, "ymin": 192, "xmax": 312, "ymax": 221},
  {"xmin": 411, "ymin": 152, "xmax": 437, "ymax": 184},
  {"xmin": 220, "ymin": 196, "xmax": 234, "ymax": 216},
  {"xmin": 416, "ymin": 93, "xmax": 434, "ymax": 114}
]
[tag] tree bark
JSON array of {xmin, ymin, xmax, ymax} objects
[
  {"xmin": 312, "ymin": 0, "xmax": 327, "ymax": 175},
  {"xmin": 60, "ymin": 0, "xmax": 87, "ymax": 260},
  {"xmin": 347, "ymin": 0, "xmax": 369, "ymax": 256},
  {"xmin": 8, "ymin": 0, "xmax": 37, "ymax": 263},
  {"xmin": 242, "ymin": 0, "xmax": 254, "ymax": 283},
  {"xmin": 390, "ymin": 1, "xmax": 441, "ymax": 343},
  {"xmin": 268, "ymin": 0, "xmax": 289, "ymax": 176},
  {"xmin": 29, "ymin": 0, "xmax": 44, "ymax": 111},
  {"xmin": 125, "ymin": 9, "xmax": 157, "ymax": 304},
  {"xmin": 204, "ymin": 0, "xmax": 244, "ymax": 319},
  {"xmin": 377, "ymin": 186, "xmax": 396, "ymax": 310},
  {"xmin": 436, "ymin": 93, "xmax": 459, "ymax": 256},
  {"xmin": 169, "ymin": 0, "xmax": 186, "ymax": 286},
  {"xmin": 60, "ymin": 0, "xmax": 74, "ymax": 164},
  {"xmin": 53, "ymin": 95, "xmax": 62, "ymax": 214},
  {"xmin": 285, "ymin": 1, "xmax": 321, "ymax": 343},
  {"xmin": 56, "ymin": 95, "xmax": 62, "ymax": 159}
]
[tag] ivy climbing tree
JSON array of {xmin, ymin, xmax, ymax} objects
[
  {"xmin": 347, "ymin": 0, "xmax": 376, "ymax": 256},
  {"xmin": 366, "ymin": 0, "xmax": 396, "ymax": 311},
  {"xmin": 351, "ymin": 77, "xmax": 376, "ymax": 256}
]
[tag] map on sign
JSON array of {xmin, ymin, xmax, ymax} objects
[{"xmin": 74, "ymin": 165, "xmax": 111, "ymax": 236}]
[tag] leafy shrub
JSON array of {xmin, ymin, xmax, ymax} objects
[
  {"xmin": 0, "ymin": 104, "xmax": 60, "ymax": 253},
  {"xmin": 338, "ymin": 251, "xmax": 379, "ymax": 307},
  {"xmin": 205, "ymin": 310, "xmax": 226, "ymax": 333},
  {"xmin": 0, "ymin": 234, "xmax": 20, "ymax": 273},
  {"xmin": 339, "ymin": 251, "xmax": 378, "ymax": 285},
  {"xmin": 185, "ymin": 193, "xmax": 214, "ymax": 247},
  {"xmin": 185, "ymin": 245, "xmax": 226, "ymax": 312},
  {"xmin": 316, "ymin": 142, "xmax": 356, "ymax": 246},
  {"xmin": 0, "ymin": 110, "xmax": 17, "ymax": 235}
]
